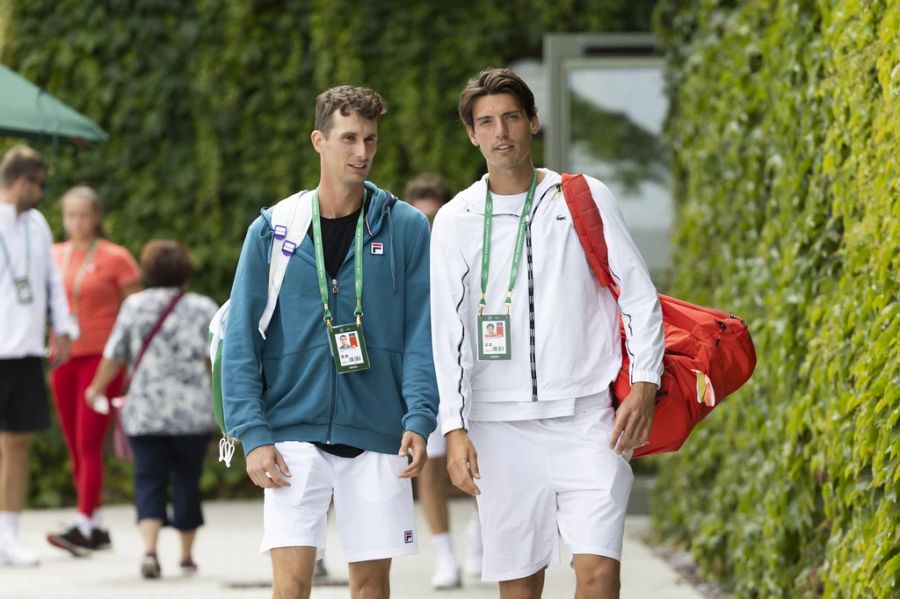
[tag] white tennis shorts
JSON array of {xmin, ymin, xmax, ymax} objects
[
  {"xmin": 426, "ymin": 413, "xmax": 446, "ymax": 457},
  {"xmin": 468, "ymin": 400, "xmax": 634, "ymax": 582},
  {"xmin": 260, "ymin": 441, "xmax": 418, "ymax": 563}
]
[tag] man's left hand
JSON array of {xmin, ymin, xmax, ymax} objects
[
  {"xmin": 398, "ymin": 431, "xmax": 427, "ymax": 478},
  {"xmin": 609, "ymin": 382, "xmax": 658, "ymax": 454}
]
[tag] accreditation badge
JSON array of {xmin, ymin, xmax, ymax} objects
[
  {"xmin": 328, "ymin": 323, "xmax": 371, "ymax": 373},
  {"xmin": 14, "ymin": 277, "xmax": 33, "ymax": 304},
  {"xmin": 477, "ymin": 314, "xmax": 511, "ymax": 360}
]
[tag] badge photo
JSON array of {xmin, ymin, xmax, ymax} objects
[
  {"xmin": 328, "ymin": 323, "xmax": 371, "ymax": 373},
  {"xmin": 477, "ymin": 314, "xmax": 511, "ymax": 360}
]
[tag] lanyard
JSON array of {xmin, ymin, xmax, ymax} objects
[
  {"xmin": 311, "ymin": 189, "xmax": 366, "ymax": 330},
  {"xmin": 0, "ymin": 220, "xmax": 30, "ymax": 280},
  {"xmin": 60, "ymin": 239, "xmax": 98, "ymax": 315},
  {"xmin": 480, "ymin": 171, "xmax": 537, "ymax": 315}
]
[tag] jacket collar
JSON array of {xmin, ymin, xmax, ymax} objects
[
  {"xmin": 467, "ymin": 169, "xmax": 560, "ymax": 216},
  {"xmin": 361, "ymin": 180, "xmax": 393, "ymax": 238},
  {"xmin": 261, "ymin": 181, "xmax": 395, "ymax": 266}
]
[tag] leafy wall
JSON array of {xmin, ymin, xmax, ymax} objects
[
  {"xmin": 1, "ymin": 0, "xmax": 656, "ymax": 504},
  {"xmin": 652, "ymin": 0, "xmax": 900, "ymax": 596}
]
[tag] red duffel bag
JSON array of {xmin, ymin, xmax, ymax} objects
[{"xmin": 561, "ymin": 174, "xmax": 757, "ymax": 458}]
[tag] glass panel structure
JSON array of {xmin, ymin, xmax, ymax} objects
[{"xmin": 545, "ymin": 35, "xmax": 671, "ymax": 280}]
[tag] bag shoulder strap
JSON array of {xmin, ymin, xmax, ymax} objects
[
  {"xmin": 133, "ymin": 290, "xmax": 185, "ymax": 374},
  {"xmin": 560, "ymin": 173, "xmax": 618, "ymax": 296},
  {"xmin": 258, "ymin": 191, "xmax": 313, "ymax": 337}
]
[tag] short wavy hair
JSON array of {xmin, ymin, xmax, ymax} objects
[
  {"xmin": 457, "ymin": 68, "xmax": 537, "ymax": 129},
  {"xmin": 140, "ymin": 240, "xmax": 193, "ymax": 288},
  {"xmin": 404, "ymin": 173, "xmax": 452, "ymax": 205},
  {"xmin": 1, "ymin": 145, "xmax": 48, "ymax": 188},
  {"xmin": 314, "ymin": 85, "xmax": 387, "ymax": 135}
]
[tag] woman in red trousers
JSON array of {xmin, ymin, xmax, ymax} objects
[{"xmin": 46, "ymin": 185, "xmax": 140, "ymax": 556}]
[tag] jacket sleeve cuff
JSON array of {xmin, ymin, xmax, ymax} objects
[
  {"xmin": 403, "ymin": 414, "xmax": 436, "ymax": 441},
  {"xmin": 630, "ymin": 369, "xmax": 662, "ymax": 388},
  {"xmin": 441, "ymin": 418, "xmax": 466, "ymax": 436},
  {"xmin": 54, "ymin": 317, "xmax": 80, "ymax": 340},
  {"xmin": 239, "ymin": 425, "xmax": 274, "ymax": 457}
]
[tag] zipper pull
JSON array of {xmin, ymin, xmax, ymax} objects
[{"xmin": 332, "ymin": 278, "xmax": 339, "ymax": 294}]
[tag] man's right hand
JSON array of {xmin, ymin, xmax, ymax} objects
[
  {"xmin": 445, "ymin": 429, "xmax": 481, "ymax": 497},
  {"xmin": 49, "ymin": 334, "xmax": 72, "ymax": 369},
  {"xmin": 246, "ymin": 445, "xmax": 292, "ymax": 488}
]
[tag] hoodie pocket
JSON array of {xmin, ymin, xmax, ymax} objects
[
  {"xmin": 262, "ymin": 345, "xmax": 333, "ymax": 425},
  {"xmin": 336, "ymin": 348, "xmax": 405, "ymax": 437}
]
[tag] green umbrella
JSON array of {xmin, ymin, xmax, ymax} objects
[{"xmin": 0, "ymin": 64, "xmax": 108, "ymax": 147}]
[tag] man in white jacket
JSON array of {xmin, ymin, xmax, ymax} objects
[
  {"xmin": 430, "ymin": 68, "xmax": 665, "ymax": 599},
  {"xmin": 0, "ymin": 146, "xmax": 76, "ymax": 566}
]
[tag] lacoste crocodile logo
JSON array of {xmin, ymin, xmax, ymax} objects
[{"xmin": 556, "ymin": 215, "xmax": 567, "ymax": 221}]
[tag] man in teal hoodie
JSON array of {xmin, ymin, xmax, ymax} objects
[{"xmin": 222, "ymin": 86, "xmax": 438, "ymax": 599}]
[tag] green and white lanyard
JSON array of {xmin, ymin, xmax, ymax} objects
[
  {"xmin": 0, "ymin": 221, "xmax": 33, "ymax": 304},
  {"xmin": 60, "ymin": 239, "xmax": 98, "ymax": 329},
  {"xmin": 311, "ymin": 189, "xmax": 371, "ymax": 373},
  {"xmin": 477, "ymin": 171, "xmax": 537, "ymax": 361}
]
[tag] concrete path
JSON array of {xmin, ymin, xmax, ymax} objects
[{"xmin": 2, "ymin": 499, "xmax": 702, "ymax": 598}]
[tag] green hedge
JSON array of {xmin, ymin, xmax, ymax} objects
[
  {"xmin": 651, "ymin": 0, "xmax": 900, "ymax": 596},
  {"xmin": 1, "ymin": 0, "xmax": 656, "ymax": 506}
]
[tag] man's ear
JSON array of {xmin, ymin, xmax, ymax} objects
[
  {"xmin": 311, "ymin": 129, "xmax": 325, "ymax": 153},
  {"xmin": 466, "ymin": 126, "xmax": 478, "ymax": 147},
  {"xmin": 530, "ymin": 114, "xmax": 541, "ymax": 136},
  {"xmin": 12, "ymin": 176, "xmax": 29, "ymax": 194}
]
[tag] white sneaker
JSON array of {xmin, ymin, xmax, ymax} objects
[
  {"xmin": 431, "ymin": 560, "xmax": 461, "ymax": 590},
  {"xmin": 0, "ymin": 536, "xmax": 40, "ymax": 567},
  {"xmin": 464, "ymin": 515, "xmax": 483, "ymax": 577}
]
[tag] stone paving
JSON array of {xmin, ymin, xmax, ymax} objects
[{"xmin": 1, "ymin": 499, "xmax": 703, "ymax": 598}]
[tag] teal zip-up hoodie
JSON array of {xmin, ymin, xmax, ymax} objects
[{"xmin": 222, "ymin": 182, "xmax": 438, "ymax": 456}]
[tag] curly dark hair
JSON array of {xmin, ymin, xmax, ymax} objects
[{"xmin": 314, "ymin": 85, "xmax": 387, "ymax": 135}]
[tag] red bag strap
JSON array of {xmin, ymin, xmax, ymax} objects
[
  {"xmin": 560, "ymin": 173, "xmax": 619, "ymax": 297},
  {"xmin": 132, "ymin": 290, "xmax": 185, "ymax": 374}
]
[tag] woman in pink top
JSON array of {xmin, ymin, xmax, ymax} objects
[{"xmin": 46, "ymin": 186, "xmax": 140, "ymax": 556}]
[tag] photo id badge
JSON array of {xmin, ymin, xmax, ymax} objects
[
  {"xmin": 14, "ymin": 277, "xmax": 33, "ymax": 304},
  {"xmin": 328, "ymin": 323, "xmax": 371, "ymax": 373},
  {"xmin": 477, "ymin": 314, "xmax": 511, "ymax": 360}
]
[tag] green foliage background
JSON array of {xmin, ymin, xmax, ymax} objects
[
  {"xmin": 0, "ymin": 1, "xmax": 656, "ymax": 506},
  {"xmin": 652, "ymin": 0, "xmax": 900, "ymax": 596}
]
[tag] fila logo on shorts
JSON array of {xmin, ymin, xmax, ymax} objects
[
  {"xmin": 404, "ymin": 530, "xmax": 414, "ymax": 544},
  {"xmin": 371, "ymin": 242, "xmax": 384, "ymax": 255}
]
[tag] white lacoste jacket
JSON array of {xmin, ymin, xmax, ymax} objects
[{"xmin": 430, "ymin": 169, "xmax": 664, "ymax": 434}]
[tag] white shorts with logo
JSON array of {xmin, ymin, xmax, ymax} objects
[
  {"xmin": 260, "ymin": 441, "xmax": 418, "ymax": 563},
  {"xmin": 468, "ymin": 401, "xmax": 634, "ymax": 582}
]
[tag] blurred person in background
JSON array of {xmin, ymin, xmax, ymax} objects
[
  {"xmin": 405, "ymin": 173, "xmax": 483, "ymax": 588},
  {"xmin": 46, "ymin": 185, "xmax": 141, "ymax": 556},
  {"xmin": 84, "ymin": 240, "xmax": 218, "ymax": 579},
  {"xmin": 0, "ymin": 145, "xmax": 78, "ymax": 567}
]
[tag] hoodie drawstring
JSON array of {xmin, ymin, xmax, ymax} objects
[{"xmin": 385, "ymin": 203, "xmax": 397, "ymax": 291}]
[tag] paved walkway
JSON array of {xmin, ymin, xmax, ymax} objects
[{"xmin": 2, "ymin": 499, "xmax": 702, "ymax": 598}]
